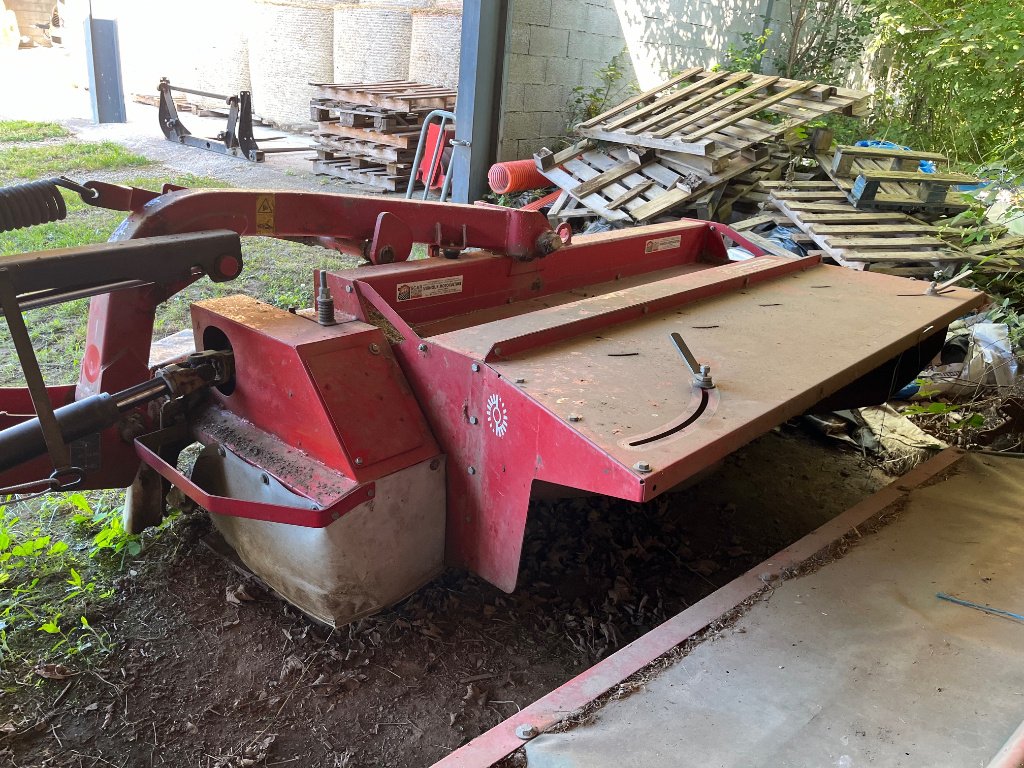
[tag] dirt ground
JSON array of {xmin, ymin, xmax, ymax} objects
[
  {"xmin": 0, "ymin": 46, "xmax": 901, "ymax": 768},
  {"xmin": 0, "ymin": 426, "xmax": 890, "ymax": 768}
]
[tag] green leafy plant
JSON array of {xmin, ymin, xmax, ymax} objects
[{"xmin": 719, "ymin": 29, "xmax": 774, "ymax": 73}]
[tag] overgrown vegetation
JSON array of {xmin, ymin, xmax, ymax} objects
[
  {"xmin": 564, "ymin": 50, "xmax": 631, "ymax": 134},
  {"xmin": 0, "ymin": 120, "xmax": 71, "ymax": 143},
  {"xmin": 867, "ymin": 0, "xmax": 1024, "ymax": 162},
  {"xmin": 722, "ymin": 1, "xmax": 871, "ymax": 83}
]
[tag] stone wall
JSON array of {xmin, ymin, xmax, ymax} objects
[{"xmin": 498, "ymin": 0, "xmax": 790, "ymax": 161}]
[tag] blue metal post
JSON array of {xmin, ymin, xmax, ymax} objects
[{"xmin": 450, "ymin": 0, "xmax": 508, "ymax": 204}]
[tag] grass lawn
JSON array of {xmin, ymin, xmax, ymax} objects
[
  {"xmin": 0, "ymin": 141, "xmax": 151, "ymax": 181},
  {"xmin": 0, "ymin": 120, "xmax": 71, "ymax": 143}
]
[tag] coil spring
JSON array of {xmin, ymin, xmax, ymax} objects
[{"xmin": 0, "ymin": 179, "xmax": 69, "ymax": 233}]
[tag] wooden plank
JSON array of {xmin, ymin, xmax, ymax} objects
[
  {"xmin": 606, "ymin": 180, "xmax": 655, "ymax": 210},
  {"xmin": 534, "ymin": 140, "xmax": 593, "ymax": 171},
  {"xmin": 808, "ymin": 224, "xmax": 941, "ymax": 235},
  {"xmin": 570, "ymin": 157, "xmax": 646, "ymax": 198},
  {"xmin": 651, "ymin": 76, "xmax": 780, "ymax": 138},
  {"xmin": 622, "ymin": 71, "xmax": 751, "ymax": 133},
  {"xmin": 857, "ymin": 170, "xmax": 978, "ymax": 185},
  {"xmin": 795, "ymin": 212, "xmax": 911, "ymax": 223},
  {"xmin": 317, "ymin": 122, "xmax": 420, "ymax": 149},
  {"xmin": 578, "ymin": 67, "xmax": 703, "ymax": 129},
  {"xmin": 838, "ymin": 251, "xmax": 966, "ymax": 263},
  {"xmin": 824, "ymin": 236, "xmax": 949, "ymax": 249},
  {"xmin": 686, "ymin": 82, "xmax": 816, "ymax": 141}
]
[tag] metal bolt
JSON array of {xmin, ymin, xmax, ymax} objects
[
  {"xmin": 471, "ymin": 363, "xmax": 481, "ymax": 372},
  {"xmin": 429, "ymin": 459, "xmax": 441, "ymax": 471},
  {"xmin": 469, "ymin": 416, "xmax": 479, "ymax": 425},
  {"xmin": 493, "ymin": 346, "xmax": 502, "ymax": 356},
  {"xmin": 331, "ymin": 511, "xmax": 340, "ymax": 521},
  {"xmin": 634, "ymin": 461, "xmax": 652, "ymax": 473},
  {"xmin": 355, "ymin": 457, "xmax": 364, "ymax": 466},
  {"xmin": 514, "ymin": 377, "xmax": 526, "ymax": 384},
  {"xmin": 694, "ymin": 364, "xmax": 714, "ymax": 389},
  {"xmin": 366, "ymin": 488, "xmax": 375, "ymax": 499},
  {"xmin": 418, "ymin": 343, "xmax": 428, "ymax": 352},
  {"xmin": 467, "ymin": 466, "xmax": 477, "ymax": 475},
  {"xmin": 515, "ymin": 724, "xmax": 539, "ymax": 740},
  {"xmin": 568, "ymin": 413, "xmax": 582, "ymax": 423},
  {"xmin": 344, "ymin": 285, "xmax": 353, "ymax": 293},
  {"xmin": 368, "ymin": 343, "xmax": 381, "ymax": 355},
  {"xmin": 260, "ymin": 473, "xmax": 270, "ymax": 485}
]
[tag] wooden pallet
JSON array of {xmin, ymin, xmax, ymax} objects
[
  {"xmin": 764, "ymin": 183, "xmax": 971, "ymax": 274},
  {"xmin": 314, "ymin": 158, "xmax": 410, "ymax": 192},
  {"xmin": 312, "ymin": 80, "xmax": 457, "ymax": 112},
  {"xmin": 534, "ymin": 140, "xmax": 775, "ymax": 223},
  {"xmin": 317, "ymin": 121, "xmax": 420, "ymax": 150},
  {"xmin": 312, "ymin": 134, "xmax": 416, "ymax": 164},
  {"xmin": 575, "ymin": 69, "xmax": 869, "ymax": 168},
  {"xmin": 818, "ymin": 146, "xmax": 976, "ymax": 215},
  {"xmin": 310, "ymin": 100, "xmax": 427, "ymax": 132}
]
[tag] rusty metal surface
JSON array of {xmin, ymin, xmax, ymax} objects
[
  {"xmin": 429, "ymin": 449, "xmax": 967, "ymax": 768},
  {"xmin": 475, "ymin": 264, "xmax": 980, "ymax": 497}
]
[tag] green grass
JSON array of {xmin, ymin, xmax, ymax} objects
[
  {"xmin": 0, "ymin": 120, "xmax": 71, "ymax": 143},
  {"xmin": 0, "ymin": 141, "xmax": 151, "ymax": 183}
]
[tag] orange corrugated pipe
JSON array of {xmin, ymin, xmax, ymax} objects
[
  {"xmin": 488, "ymin": 159, "xmax": 549, "ymax": 194},
  {"xmin": 521, "ymin": 190, "xmax": 561, "ymax": 211}
]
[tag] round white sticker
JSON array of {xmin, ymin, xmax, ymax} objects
[{"xmin": 486, "ymin": 393, "xmax": 509, "ymax": 438}]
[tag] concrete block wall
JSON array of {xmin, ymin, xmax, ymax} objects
[{"xmin": 498, "ymin": 0, "xmax": 790, "ymax": 161}]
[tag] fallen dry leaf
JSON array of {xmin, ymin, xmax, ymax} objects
[
  {"xmin": 32, "ymin": 663, "xmax": 73, "ymax": 680},
  {"xmin": 226, "ymin": 584, "xmax": 255, "ymax": 606}
]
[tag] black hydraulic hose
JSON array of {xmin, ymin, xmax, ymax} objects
[{"xmin": 0, "ymin": 379, "xmax": 169, "ymax": 474}]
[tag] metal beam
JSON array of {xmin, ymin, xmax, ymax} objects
[{"xmin": 451, "ymin": 0, "xmax": 508, "ymax": 203}]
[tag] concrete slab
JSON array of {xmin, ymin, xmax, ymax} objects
[{"xmin": 525, "ymin": 453, "xmax": 1024, "ymax": 768}]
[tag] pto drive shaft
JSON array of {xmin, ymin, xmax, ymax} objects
[{"xmin": 0, "ymin": 352, "xmax": 233, "ymax": 474}]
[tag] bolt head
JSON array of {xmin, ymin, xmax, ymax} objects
[
  {"xmin": 634, "ymin": 461, "xmax": 652, "ymax": 473},
  {"xmin": 366, "ymin": 488, "xmax": 375, "ymax": 499},
  {"xmin": 369, "ymin": 343, "xmax": 381, "ymax": 354},
  {"xmin": 469, "ymin": 416, "xmax": 479, "ymax": 425},
  {"xmin": 355, "ymin": 457, "xmax": 364, "ymax": 466},
  {"xmin": 344, "ymin": 285, "xmax": 353, "ymax": 293},
  {"xmin": 515, "ymin": 724, "xmax": 538, "ymax": 740},
  {"xmin": 467, "ymin": 466, "xmax": 477, "ymax": 475},
  {"xmin": 471, "ymin": 363, "xmax": 481, "ymax": 372},
  {"xmin": 418, "ymin": 343, "xmax": 428, "ymax": 352}
]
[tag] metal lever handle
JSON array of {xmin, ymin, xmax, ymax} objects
[{"xmin": 669, "ymin": 332, "xmax": 715, "ymax": 389}]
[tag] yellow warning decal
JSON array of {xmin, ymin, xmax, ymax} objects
[{"xmin": 255, "ymin": 194, "xmax": 275, "ymax": 234}]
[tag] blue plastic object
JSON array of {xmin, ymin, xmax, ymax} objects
[{"xmin": 854, "ymin": 139, "xmax": 935, "ymax": 174}]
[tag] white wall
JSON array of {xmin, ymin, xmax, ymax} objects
[{"xmin": 498, "ymin": 0, "xmax": 790, "ymax": 161}]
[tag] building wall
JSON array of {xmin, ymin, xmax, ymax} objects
[{"xmin": 498, "ymin": 0, "xmax": 789, "ymax": 161}]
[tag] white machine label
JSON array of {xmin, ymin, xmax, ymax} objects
[
  {"xmin": 644, "ymin": 235, "xmax": 682, "ymax": 253},
  {"xmin": 486, "ymin": 393, "xmax": 509, "ymax": 438},
  {"xmin": 396, "ymin": 275, "xmax": 464, "ymax": 302}
]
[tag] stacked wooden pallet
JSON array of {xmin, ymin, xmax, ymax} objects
[
  {"xmin": 533, "ymin": 69, "xmax": 868, "ymax": 224},
  {"xmin": 817, "ymin": 145, "xmax": 978, "ymax": 215},
  {"xmin": 310, "ymin": 80, "xmax": 456, "ymax": 192}
]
